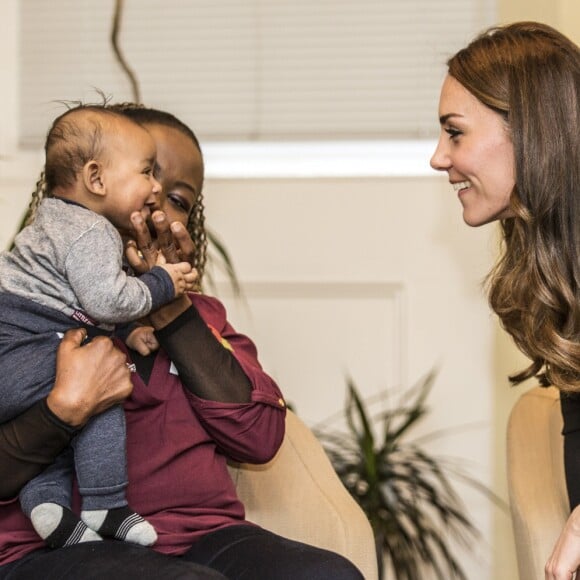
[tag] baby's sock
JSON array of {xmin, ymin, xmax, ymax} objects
[
  {"xmin": 82, "ymin": 506, "xmax": 157, "ymax": 546},
  {"xmin": 30, "ymin": 503, "xmax": 102, "ymax": 548}
]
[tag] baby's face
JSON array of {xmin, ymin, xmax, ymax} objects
[{"xmin": 100, "ymin": 119, "xmax": 162, "ymax": 234}]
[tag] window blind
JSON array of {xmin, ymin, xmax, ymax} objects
[{"xmin": 20, "ymin": 0, "xmax": 495, "ymax": 147}]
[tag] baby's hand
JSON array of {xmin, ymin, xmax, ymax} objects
[
  {"xmin": 126, "ymin": 325, "xmax": 159, "ymax": 356},
  {"xmin": 160, "ymin": 262, "xmax": 198, "ymax": 297}
]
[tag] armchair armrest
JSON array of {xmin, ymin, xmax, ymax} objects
[{"xmin": 228, "ymin": 410, "xmax": 379, "ymax": 580}]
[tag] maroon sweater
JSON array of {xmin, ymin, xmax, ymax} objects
[{"xmin": 0, "ymin": 294, "xmax": 286, "ymax": 565}]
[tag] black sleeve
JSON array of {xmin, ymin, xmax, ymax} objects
[
  {"xmin": 560, "ymin": 391, "xmax": 580, "ymax": 509},
  {"xmin": 0, "ymin": 399, "xmax": 76, "ymax": 499},
  {"xmin": 154, "ymin": 304, "xmax": 252, "ymax": 403}
]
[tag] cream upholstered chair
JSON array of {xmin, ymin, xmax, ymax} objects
[
  {"xmin": 227, "ymin": 410, "xmax": 379, "ymax": 580},
  {"xmin": 507, "ymin": 386, "xmax": 569, "ymax": 580}
]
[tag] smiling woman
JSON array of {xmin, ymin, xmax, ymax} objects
[
  {"xmin": 429, "ymin": 21, "xmax": 580, "ymax": 579},
  {"xmin": 431, "ymin": 21, "xmax": 580, "ymax": 391}
]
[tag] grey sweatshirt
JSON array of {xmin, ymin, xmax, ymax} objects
[{"xmin": 0, "ymin": 198, "xmax": 174, "ymax": 330}]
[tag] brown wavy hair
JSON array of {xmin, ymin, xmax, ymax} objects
[
  {"xmin": 448, "ymin": 22, "xmax": 580, "ymax": 391},
  {"xmin": 26, "ymin": 103, "xmax": 208, "ymax": 290}
]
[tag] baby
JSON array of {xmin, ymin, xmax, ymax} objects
[{"xmin": 0, "ymin": 105, "xmax": 196, "ymax": 548}]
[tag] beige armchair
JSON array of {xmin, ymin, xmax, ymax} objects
[
  {"xmin": 507, "ymin": 386, "xmax": 569, "ymax": 580},
  {"xmin": 228, "ymin": 410, "xmax": 379, "ymax": 580}
]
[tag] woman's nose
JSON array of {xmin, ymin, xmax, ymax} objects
[{"xmin": 430, "ymin": 138, "xmax": 449, "ymax": 172}]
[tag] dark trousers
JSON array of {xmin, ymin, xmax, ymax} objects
[{"xmin": 0, "ymin": 524, "xmax": 364, "ymax": 580}]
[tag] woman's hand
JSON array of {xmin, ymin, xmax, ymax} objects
[
  {"xmin": 126, "ymin": 210, "xmax": 195, "ymax": 273},
  {"xmin": 46, "ymin": 328, "xmax": 133, "ymax": 428},
  {"xmin": 546, "ymin": 506, "xmax": 580, "ymax": 579},
  {"xmin": 126, "ymin": 210, "xmax": 196, "ymax": 329}
]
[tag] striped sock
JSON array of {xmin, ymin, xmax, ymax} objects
[
  {"xmin": 30, "ymin": 503, "xmax": 102, "ymax": 548},
  {"xmin": 82, "ymin": 506, "xmax": 157, "ymax": 546}
]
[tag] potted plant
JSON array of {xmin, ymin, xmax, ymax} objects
[{"xmin": 315, "ymin": 370, "xmax": 505, "ymax": 580}]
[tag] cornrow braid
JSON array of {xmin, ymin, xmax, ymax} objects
[
  {"xmin": 25, "ymin": 170, "xmax": 54, "ymax": 227},
  {"xmin": 185, "ymin": 193, "xmax": 208, "ymax": 289}
]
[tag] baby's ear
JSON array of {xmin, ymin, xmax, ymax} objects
[{"xmin": 82, "ymin": 160, "xmax": 106, "ymax": 196}]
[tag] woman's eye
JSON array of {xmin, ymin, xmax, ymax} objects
[
  {"xmin": 168, "ymin": 194, "xmax": 190, "ymax": 213},
  {"xmin": 143, "ymin": 167, "xmax": 153, "ymax": 175},
  {"xmin": 445, "ymin": 127, "xmax": 462, "ymax": 140}
]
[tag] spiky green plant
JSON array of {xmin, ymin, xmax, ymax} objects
[{"xmin": 315, "ymin": 371, "xmax": 505, "ymax": 580}]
